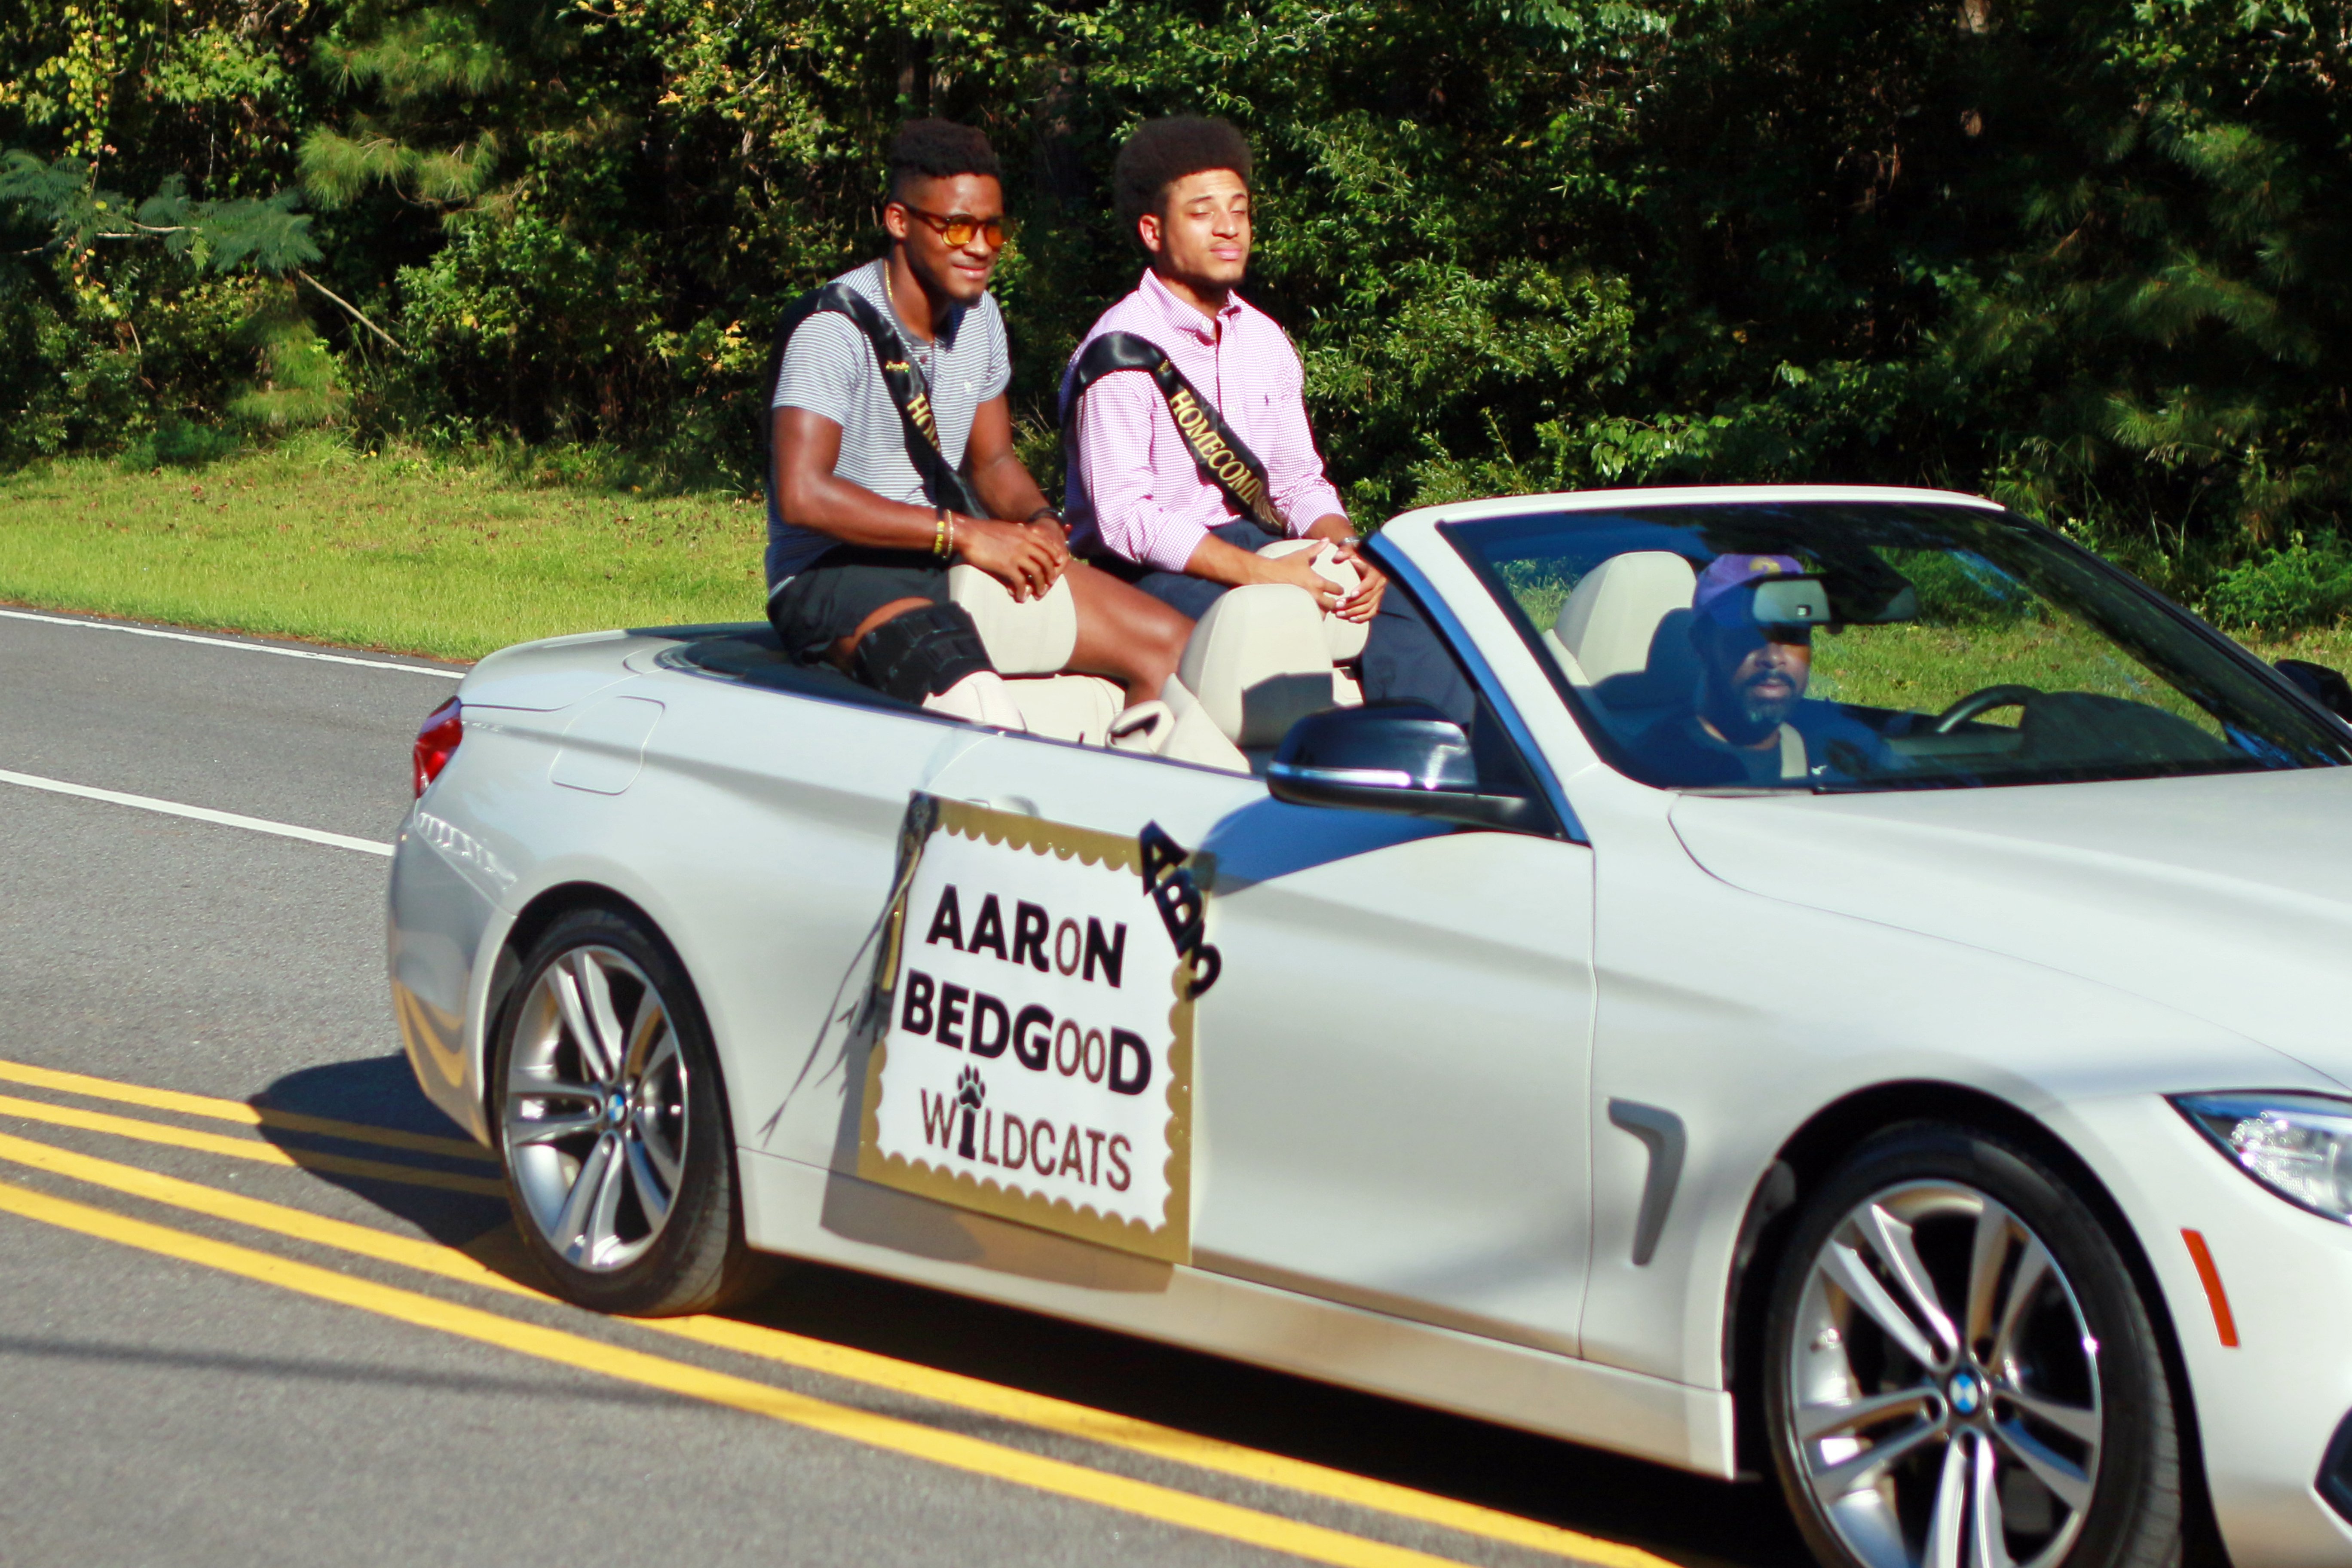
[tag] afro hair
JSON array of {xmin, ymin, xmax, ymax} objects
[
  {"xmin": 887, "ymin": 119, "xmax": 1002, "ymax": 200},
  {"xmin": 1112, "ymin": 116, "xmax": 1253, "ymax": 233}
]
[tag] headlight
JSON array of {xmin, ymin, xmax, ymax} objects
[{"xmin": 2171, "ymin": 1092, "xmax": 2352, "ymax": 1224}]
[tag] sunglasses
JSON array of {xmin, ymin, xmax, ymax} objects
[{"xmin": 896, "ymin": 204, "xmax": 1011, "ymax": 250}]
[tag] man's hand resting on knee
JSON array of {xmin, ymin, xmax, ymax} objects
[{"xmin": 954, "ymin": 514, "xmax": 1069, "ymax": 601}]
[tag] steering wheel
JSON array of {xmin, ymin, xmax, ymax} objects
[{"xmin": 1932, "ymin": 684, "xmax": 2042, "ymax": 734}]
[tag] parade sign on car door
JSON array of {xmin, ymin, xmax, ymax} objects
[{"xmin": 859, "ymin": 796, "xmax": 1201, "ymax": 1262}]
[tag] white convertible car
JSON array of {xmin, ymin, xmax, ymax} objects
[{"xmin": 391, "ymin": 486, "xmax": 2352, "ymax": 1568}]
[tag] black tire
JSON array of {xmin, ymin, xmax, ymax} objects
[
  {"xmin": 490, "ymin": 906, "xmax": 767, "ymax": 1315},
  {"xmin": 1763, "ymin": 1122, "xmax": 2180, "ymax": 1568}
]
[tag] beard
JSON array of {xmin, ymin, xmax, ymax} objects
[{"xmin": 1702, "ymin": 667, "xmax": 1801, "ymax": 744}]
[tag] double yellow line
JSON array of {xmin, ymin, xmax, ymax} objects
[
  {"xmin": 0, "ymin": 1057, "xmax": 503, "ymax": 1194},
  {"xmin": 0, "ymin": 1060, "xmax": 1672, "ymax": 1568}
]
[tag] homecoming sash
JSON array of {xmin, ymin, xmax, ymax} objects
[
  {"xmin": 763, "ymin": 280, "xmax": 984, "ymax": 518},
  {"xmin": 1063, "ymin": 331, "xmax": 1286, "ymax": 533}
]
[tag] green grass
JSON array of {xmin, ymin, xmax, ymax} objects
[
  {"xmin": 15, "ymin": 442, "xmax": 2352, "ymax": 689},
  {"xmin": 2237, "ymin": 626, "xmax": 2352, "ymax": 672},
  {"xmin": 1807, "ymin": 618, "xmax": 2233, "ymax": 735},
  {"xmin": 1810, "ymin": 618, "xmax": 2352, "ymax": 726},
  {"xmin": 0, "ymin": 436, "xmax": 769, "ymax": 662}
]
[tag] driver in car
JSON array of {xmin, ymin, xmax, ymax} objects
[{"xmin": 1632, "ymin": 554, "xmax": 1899, "ymax": 786}]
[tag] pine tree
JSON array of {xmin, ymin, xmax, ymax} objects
[{"xmin": 0, "ymin": 150, "xmax": 358, "ymax": 438}]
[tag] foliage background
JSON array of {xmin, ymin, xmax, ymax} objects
[{"xmin": 4, "ymin": 0, "xmax": 2348, "ymax": 621}]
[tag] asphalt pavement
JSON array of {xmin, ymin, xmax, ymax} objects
[{"xmin": 0, "ymin": 605, "xmax": 1807, "ymax": 1568}]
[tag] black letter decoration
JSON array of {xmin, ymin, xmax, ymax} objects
[
  {"xmin": 1138, "ymin": 822, "xmax": 1221, "ymax": 999},
  {"xmin": 1108, "ymin": 1029, "xmax": 1152, "ymax": 1095}
]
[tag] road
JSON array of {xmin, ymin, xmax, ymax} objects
[{"xmin": 0, "ymin": 606, "xmax": 1808, "ymax": 1568}]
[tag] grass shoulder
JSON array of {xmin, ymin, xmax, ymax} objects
[
  {"xmin": 0, "ymin": 436, "xmax": 768, "ymax": 662},
  {"xmin": 9, "ymin": 444, "xmax": 2352, "ymax": 684}
]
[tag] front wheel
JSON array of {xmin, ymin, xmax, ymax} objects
[
  {"xmin": 1764, "ymin": 1124, "xmax": 2181, "ymax": 1568},
  {"xmin": 491, "ymin": 906, "xmax": 764, "ymax": 1314}
]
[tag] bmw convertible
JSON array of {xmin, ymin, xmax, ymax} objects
[{"xmin": 391, "ymin": 486, "xmax": 2352, "ymax": 1568}]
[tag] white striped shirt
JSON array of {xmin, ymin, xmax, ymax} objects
[{"xmin": 766, "ymin": 260, "xmax": 1011, "ymax": 588}]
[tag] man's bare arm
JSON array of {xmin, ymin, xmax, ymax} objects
[
  {"xmin": 773, "ymin": 407, "xmax": 939, "ymax": 549},
  {"xmin": 772, "ymin": 405, "xmax": 1061, "ymax": 597},
  {"xmin": 962, "ymin": 395, "xmax": 1058, "ymax": 528},
  {"xmin": 1178, "ymin": 531, "xmax": 1342, "ymax": 611}
]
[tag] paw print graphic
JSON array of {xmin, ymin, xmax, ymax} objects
[{"xmin": 953, "ymin": 1067, "xmax": 986, "ymax": 1160}]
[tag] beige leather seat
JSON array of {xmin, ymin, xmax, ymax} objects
[
  {"xmin": 1255, "ymin": 539, "xmax": 1369, "ymax": 662},
  {"xmin": 944, "ymin": 563, "xmax": 1245, "ymax": 763},
  {"xmin": 949, "ymin": 557, "xmax": 1335, "ymax": 771},
  {"xmin": 1550, "ymin": 551, "xmax": 1700, "ymax": 733},
  {"xmin": 1003, "ymin": 674, "xmax": 1125, "ymax": 744},
  {"xmin": 948, "ymin": 565, "xmax": 1077, "ymax": 675},
  {"xmin": 1105, "ymin": 679, "xmax": 1249, "ymax": 771},
  {"xmin": 1176, "ymin": 583, "xmax": 1338, "ymax": 762}
]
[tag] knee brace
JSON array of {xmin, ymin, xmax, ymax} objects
[{"xmin": 851, "ymin": 603, "xmax": 994, "ymax": 704}]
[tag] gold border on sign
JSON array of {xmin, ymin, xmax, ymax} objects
[{"xmin": 856, "ymin": 796, "xmax": 1196, "ymax": 1265}]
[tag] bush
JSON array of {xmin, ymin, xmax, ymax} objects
[
  {"xmin": 8, "ymin": 0, "xmax": 2352, "ymax": 609},
  {"xmin": 118, "ymin": 416, "xmax": 243, "ymax": 470},
  {"xmin": 2203, "ymin": 540, "xmax": 2352, "ymax": 632}
]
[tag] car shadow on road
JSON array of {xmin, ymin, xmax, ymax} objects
[
  {"xmin": 725, "ymin": 1257, "xmax": 1814, "ymax": 1568},
  {"xmin": 246, "ymin": 1055, "xmax": 1806, "ymax": 1568},
  {"xmin": 252, "ymin": 1054, "xmax": 508, "ymax": 1249}
]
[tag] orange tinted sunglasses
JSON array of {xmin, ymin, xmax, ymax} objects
[{"xmin": 897, "ymin": 203, "xmax": 1011, "ymax": 250}]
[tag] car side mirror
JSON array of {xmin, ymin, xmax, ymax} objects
[
  {"xmin": 2275, "ymin": 658, "xmax": 2352, "ymax": 722},
  {"xmin": 1266, "ymin": 704, "xmax": 1544, "ymax": 832}
]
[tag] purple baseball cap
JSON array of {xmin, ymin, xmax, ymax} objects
[{"xmin": 1693, "ymin": 552, "xmax": 1805, "ymax": 626}]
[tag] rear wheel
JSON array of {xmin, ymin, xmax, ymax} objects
[
  {"xmin": 492, "ymin": 906, "xmax": 763, "ymax": 1314},
  {"xmin": 1764, "ymin": 1124, "xmax": 2180, "ymax": 1568}
]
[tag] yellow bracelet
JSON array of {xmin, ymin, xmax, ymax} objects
[{"xmin": 932, "ymin": 506, "xmax": 949, "ymax": 558}]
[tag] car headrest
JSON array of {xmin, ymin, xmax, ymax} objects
[
  {"xmin": 948, "ymin": 565, "xmax": 1078, "ymax": 676},
  {"xmin": 1176, "ymin": 584, "xmax": 1337, "ymax": 747},
  {"xmin": 1584, "ymin": 607, "xmax": 1700, "ymax": 712},
  {"xmin": 1256, "ymin": 539, "xmax": 1369, "ymax": 662},
  {"xmin": 1554, "ymin": 552, "xmax": 1697, "ymax": 684}
]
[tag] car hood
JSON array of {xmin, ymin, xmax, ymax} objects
[{"xmin": 1668, "ymin": 767, "xmax": 2352, "ymax": 1090}]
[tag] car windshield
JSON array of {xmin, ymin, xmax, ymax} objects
[{"xmin": 1443, "ymin": 501, "xmax": 2352, "ymax": 792}]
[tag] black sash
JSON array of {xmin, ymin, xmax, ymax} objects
[
  {"xmin": 1062, "ymin": 331, "xmax": 1285, "ymax": 533},
  {"xmin": 763, "ymin": 280, "xmax": 983, "ymax": 518}
]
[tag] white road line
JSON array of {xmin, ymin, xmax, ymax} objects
[
  {"xmin": 0, "ymin": 769, "xmax": 395, "ymax": 857},
  {"xmin": 0, "ymin": 608, "xmax": 464, "ymax": 677}
]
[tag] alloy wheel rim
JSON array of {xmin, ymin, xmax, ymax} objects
[
  {"xmin": 1788, "ymin": 1181, "xmax": 2103, "ymax": 1568},
  {"xmin": 503, "ymin": 944, "xmax": 689, "ymax": 1272}
]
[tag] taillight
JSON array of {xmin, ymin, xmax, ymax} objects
[{"xmin": 413, "ymin": 698, "xmax": 463, "ymax": 797}]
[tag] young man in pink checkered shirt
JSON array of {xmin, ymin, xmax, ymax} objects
[{"xmin": 1059, "ymin": 117, "xmax": 1472, "ymax": 720}]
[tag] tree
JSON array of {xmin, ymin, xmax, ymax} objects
[{"xmin": 3, "ymin": 0, "xmax": 2348, "ymax": 589}]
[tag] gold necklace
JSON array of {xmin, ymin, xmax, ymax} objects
[{"xmin": 882, "ymin": 263, "xmax": 931, "ymax": 355}]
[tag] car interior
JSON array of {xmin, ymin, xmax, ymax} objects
[
  {"xmin": 1479, "ymin": 522, "xmax": 2275, "ymax": 789},
  {"xmin": 1527, "ymin": 544, "xmax": 2116, "ymax": 778},
  {"xmin": 660, "ymin": 539, "xmax": 1378, "ymax": 777}
]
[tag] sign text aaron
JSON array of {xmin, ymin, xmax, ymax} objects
[{"xmin": 858, "ymin": 798, "xmax": 1197, "ymax": 1262}]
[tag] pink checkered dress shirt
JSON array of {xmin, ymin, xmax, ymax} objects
[{"xmin": 1060, "ymin": 270, "xmax": 1348, "ymax": 573}]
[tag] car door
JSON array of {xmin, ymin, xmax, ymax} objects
[
  {"xmin": 930, "ymin": 729, "xmax": 1598, "ymax": 1355},
  {"xmin": 621, "ymin": 664, "xmax": 1004, "ymax": 1173}
]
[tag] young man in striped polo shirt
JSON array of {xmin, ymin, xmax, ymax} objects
[
  {"xmin": 767, "ymin": 120, "xmax": 1190, "ymax": 724},
  {"xmin": 1059, "ymin": 116, "xmax": 1471, "ymax": 721}
]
